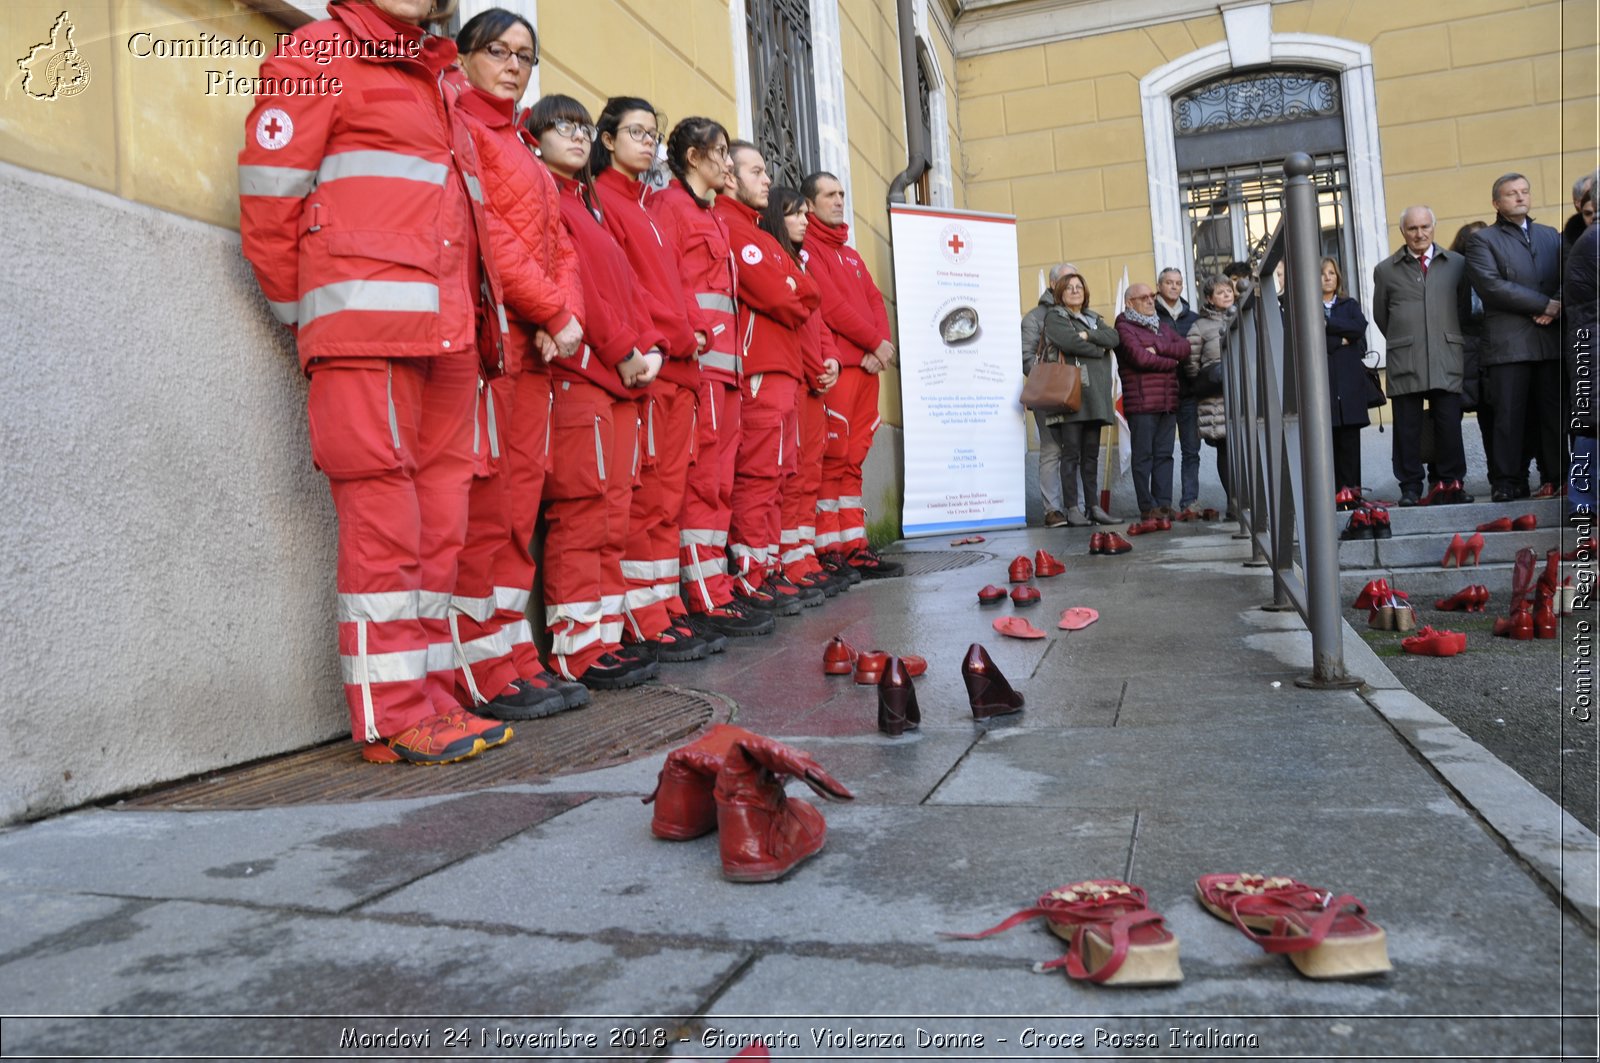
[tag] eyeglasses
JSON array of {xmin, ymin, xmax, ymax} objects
[
  {"xmin": 618, "ymin": 123, "xmax": 660, "ymax": 147},
  {"xmin": 477, "ymin": 41, "xmax": 537, "ymax": 68},
  {"xmin": 548, "ymin": 119, "xmax": 597, "ymax": 142},
  {"xmin": 1128, "ymin": 293, "xmax": 1156, "ymax": 301}
]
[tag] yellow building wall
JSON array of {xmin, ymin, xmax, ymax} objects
[{"xmin": 955, "ymin": 0, "xmax": 1596, "ymax": 320}]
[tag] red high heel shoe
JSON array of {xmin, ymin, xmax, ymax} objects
[
  {"xmin": 1441, "ymin": 534, "xmax": 1466, "ymax": 568},
  {"xmin": 1034, "ymin": 549, "xmax": 1066, "ymax": 577},
  {"xmin": 822, "ymin": 635, "xmax": 858, "ymax": 675},
  {"xmin": 1471, "ymin": 585, "xmax": 1492, "ymax": 612},
  {"xmin": 1126, "ymin": 519, "xmax": 1161, "ymax": 536},
  {"xmin": 877, "ymin": 657, "xmax": 921, "ymax": 736},
  {"xmin": 1511, "ymin": 513, "xmax": 1538, "ymax": 531},
  {"xmin": 1434, "ymin": 587, "xmax": 1479, "ymax": 612},
  {"xmin": 1534, "ymin": 598, "xmax": 1557, "ymax": 639},
  {"xmin": 1476, "ymin": 516, "xmax": 1513, "ymax": 533},
  {"xmin": 1402, "ymin": 626, "xmax": 1467, "ymax": 657},
  {"xmin": 1353, "ymin": 579, "xmax": 1409, "ymax": 610},
  {"xmin": 1464, "ymin": 532, "xmax": 1484, "ymax": 566},
  {"xmin": 1008, "ymin": 556, "xmax": 1033, "ymax": 583},
  {"xmin": 962, "ymin": 642, "xmax": 1025, "ymax": 718}
]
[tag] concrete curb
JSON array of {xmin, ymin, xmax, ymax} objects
[{"xmin": 1341, "ymin": 615, "xmax": 1599, "ymax": 927}]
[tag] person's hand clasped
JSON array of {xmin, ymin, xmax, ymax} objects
[
  {"xmin": 637, "ymin": 350, "xmax": 663, "ymax": 386},
  {"xmin": 617, "ymin": 351, "xmax": 649, "ymax": 388},
  {"xmin": 861, "ymin": 353, "xmax": 883, "ymax": 375},
  {"xmin": 533, "ymin": 328, "xmax": 560, "ymax": 363},
  {"xmin": 817, "ymin": 357, "xmax": 840, "ymax": 392},
  {"xmin": 553, "ymin": 316, "xmax": 584, "ymax": 359},
  {"xmin": 874, "ymin": 339, "xmax": 897, "ymax": 369}
]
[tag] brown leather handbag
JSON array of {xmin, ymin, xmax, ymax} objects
[{"xmin": 1020, "ymin": 332, "xmax": 1082, "ymax": 415}]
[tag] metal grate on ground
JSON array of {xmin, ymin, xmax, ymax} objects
[
  {"xmin": 877, "ymin": 550, "xmax": 993, "ymax": 576},
  {"xmin": 117, "ymin": 685, "xmax": 733, "ymax": 811}
]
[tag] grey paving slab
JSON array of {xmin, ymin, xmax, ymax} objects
[
  {"xmin": 368, "ymin": 798, "xmax": 1136, "ymax": 964},
  {"xmin": 688, "ymin": 954, "xmax": 1568, "ymax": 1060},
  {"xmin": 0, "ymin": 790, "xmax": 588, "ymax": 912},
  {"xmin": 928, "ymin": 721, "xmax": 1440, "ymax": 810},
  {"xmin": 0, "ymin": 899, "xmax": 744, "ymax": 1059},
  {"xmin": 0, "ymin": 891, "xmax": 148, "ymax": 961}
]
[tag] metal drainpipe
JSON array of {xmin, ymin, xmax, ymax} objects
[{"xmin": 888, "ymin": 0, "xmax": 930, "ymax": 203}]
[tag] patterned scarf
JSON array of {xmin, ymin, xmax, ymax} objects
[{"xmin": 1123, "ymin": 306, "xmax": 1161, "ymax": 330}]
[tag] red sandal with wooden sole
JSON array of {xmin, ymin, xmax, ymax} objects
[
  {"xmin": 941, "ymin": 879, "xmax": 1182, "ymax": 986},
  {"xmin": 1195, "ymin": 873, "xmax": 1391, "ymax": 980}
]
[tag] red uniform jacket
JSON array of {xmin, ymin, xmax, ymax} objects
[
  {"xmin": 800, "ymin": 218, "xmax": 890, "ymax": 370},
  {"xmin": 594, "ymin": 166, "xmax": 700, "ymax": 391},
  {"xmin": 648, "ymin": 181, "xmax": 738, "ymax": 383},
  {"xmin": 552, "ymin": 175, "xmax": 667, "ymax": 401},
  {"xmin": 712, "ymin": 196, "xmax": 816, "ymax": 380},
  {"xmin": 799, "ymin": 274, "xmax": 839, "ymax": 392},
  {"xmin": 449, "ymin": 75, "xmax": 581, "ymax": 377},
  {"xmin": 237, "ymin": 1, "xmax": 505, "ymax": 373}
]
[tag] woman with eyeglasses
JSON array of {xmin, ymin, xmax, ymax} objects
[
  {"xmin": 527, "ymin": 94, "xmax": 668, "ymax": 691},
  {"xmin": 760, "ymin": 186, "xmax": 843, "ymax": 594},
  {"xmin": 238, "ymin": 0, "xmax": 514, "ymax": 765},
  {"xmin": 440, "ymin": 8, "xmax": 591, "ymax": 722},
  {"xmin": 648, "ymin": 119, "xmax": 775, "ymax": 638},
  {"xmin": 590, "ymin": 97, "xmax": 714, "ymax": 662},
  {"xmin": 1320, "ymin": 256, "xmax": 1372, "ymax": 495}
]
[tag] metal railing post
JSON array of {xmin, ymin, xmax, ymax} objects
[{"xmin": 1282, "ymin": 153, "xmax": 1360, "ymax": 689}]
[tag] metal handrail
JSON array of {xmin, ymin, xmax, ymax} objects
[{"xmin": 1219, "ymin": 153, "xmax": 1361, "ymax": 689}]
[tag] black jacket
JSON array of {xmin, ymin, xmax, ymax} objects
[
  {"xmin": 1465, "ymin": 216, "xmax": 1563, "ymax": 366},
  {"xmin": 1324, "ymin": 295, "xmax": 1371, "ymax": 428}
]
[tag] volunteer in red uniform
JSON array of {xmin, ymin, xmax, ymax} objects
[
  {"xmin": 530, "ymin": 94, "xmax": 665, "ymax": 689},
  {"xmin": 650, "ymin": 119, "xmax": 775, "ymax": 638},
  {"xmin": 239, "ymin": 0, "xmax": 512, "ymax": 764},
  {"xmin": 760, "ymin": 186, "xmax": 843, "ymax": 594},
  {"xmin": 447, "ymin": 8, "xmax": 589, "ymax": 720},
  {"xmin": 714, "ymin": 143, "xmax": 822, "ymax": 613},
  {"xmin": 591, "ymin": 96, "xmax": 714, "ymax": 662},
  {"xmin": 801, "ymin": 171, "xmax": 904, "ymax": 580}
]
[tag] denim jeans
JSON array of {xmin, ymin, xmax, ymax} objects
[
  {"xmin": 1176, "ymin": 396, "xmax": 1201, "ymax": 508},
  {"xmin": 1128, "ymin": 411, "xmax": 1177, "ymax": 514}
]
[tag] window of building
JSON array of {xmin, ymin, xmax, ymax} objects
[{"xmin": 745, "ymin": 0, "xmax": 820, "ymax": 190}]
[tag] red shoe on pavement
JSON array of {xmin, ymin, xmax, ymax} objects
[
  {"xmin": 643, "ymin": 724, "xmax": 756, "ymax": 840},
  {"xmin": 1008, "ymin": 556, "xmax": 1034, "ymax": 583},
  {"xmin": 1034, "ymin": 549, "xmax": 1066, "ymax": 577},
  {"xmin": 362, "ymin": 712, "xmax": 491, "ymax": 765},
  {"xmin": 1401, "ymin": 626, "xmax": 1467, "ymax": 657},
  {"xmin": 854, "ymin": 650, "xmax": 926, "ymax": 683},
  {"xmin": 714, "ymin": 736, "xmax": 854, "ymax": 883},
  {"xmin": 978, "ymin": 583, "xmax": 1008, "ymax": 604},
  {"xmin": 1011, "ymin": 585, "xmax": 1041, "ymax": 606},
  {"xmin": 1088, "ymin": 533, "xmax": 1107, "ymax": 555},
  {"xmin": 822, "ymin": 635, "xmax": 858, "ymax": 675},
  {"xmin": 1101, "ymin": 532, "xmax": 1134, "ymax": 555}
]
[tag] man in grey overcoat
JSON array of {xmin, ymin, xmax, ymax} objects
[
  {"xmin": 1465, "ymin": 172, "xmax": 1565, "ymax": 501},
  {"xmin": 1373, "ymin": 206, "xmax": 1471, "ymax": 505}
]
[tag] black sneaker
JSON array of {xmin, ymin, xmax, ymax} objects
[
  {"xmin": 694, "ymin": 601, "xmax": 776, "ymax": 637},
  {"xmin": 766, "ymin": 574, "xmax": 824, "ymax": 609},
  {"xmin": 848, "ymin": 547, "xmax": 904, "ymax": 579},
  {"xmin": 794, "ymin": 568, "xmax": 841, "ymax": 598},
  {"xmin": 633, "ymin": 623, "xmax": 710, "ymax": 663},
  {"xmin": 819, "ymin": 553, "xmax": 864, "ymax": 586},
  {"xmin": 735, "ymin": 585, "xmax": 798, "ymax": 617},
  {"xmin": 478, "ymin": 677, "xmax": 568, "ymax": 720},
  {"xmin": 577, "ymin": 652, "xmax": 659, "ymax": 690},
  {"xmin": 615, "ymin": 641, "xmax": 657, "ymax": 664},
  {"xmin": 533, "ymin": 669, "xmax": 591, "ymax": 710},
  {"xmin": 679, "ymin": 611, "xmax": 730, "ymax": 652}
]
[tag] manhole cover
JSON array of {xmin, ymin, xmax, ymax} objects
[
  {"xmin": 879, "ymin": 549, "xmax": 993, "ymax": 576},
  {"xmin": 117, "ymin": 685, "xmax": 732, "ymax": 811}
]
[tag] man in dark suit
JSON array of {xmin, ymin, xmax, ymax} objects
[
  {"xmin": 1465, "ymin": 173, "xmax": 1565, "ymax": 501},
  {"xmin": 1373, "ymin": 206, "xmax": 1472, "ymax": 505}
]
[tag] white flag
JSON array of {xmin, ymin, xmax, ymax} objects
[{"xmin": 1111, "ymin": 266, "xmax": 1132, "ymax": 478}]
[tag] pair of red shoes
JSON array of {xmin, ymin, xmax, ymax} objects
[
  {"xmin": 1009, "ymin": 551, "xmax": 1065, "ymax": 582},
  {"xmin": 822, "ymin": 636, "xmax": 926, "ymax": 683},
  {"xmin": 977, "ymin": 583, "xmax": 1045, "ymax": 606},
  {"xmin": 1440, "ymin": 532, "xmax": 1485, "ymax": 567},
  {"xmin": 1340, "ymin": 504, "xmax": 1392, "ymax": 540},
  {"xmin": 645, "ymin": 726, "xmax": 854, "ymax": 882},
  {"xmin": 1126, "ymin": 515, "xmax": 1171, "ymax": 536},
  {"xmin": 1434, "ymin": 585, "xmax": 1489, "ymax": 612},
  {"xmin": 1476, "ymin": 513, "xmax": 1538, "ymax": 532},
  {"xmin": 1420, "ymin": 479, "xmax": 1473, "ymax": 506},
  {"xmin": 1089, "ymin": 531, "xmax": 1134, "ymax": 555},
  {"xmin": 1352, "ymin": 578, "xmax": 1410, "ymax": 611}
]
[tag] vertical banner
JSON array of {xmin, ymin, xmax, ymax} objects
[{"xmin": 889, "ymin": 204, "xmax": 1025, "ymax": 537}]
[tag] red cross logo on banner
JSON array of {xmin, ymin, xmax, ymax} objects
[
  {"xmin": 947, "ymin": 233, "xmax": 965, "ymax": 255},
  {"xmin": 938, "ymin": 222, "xmax": 973, "ymax": 264}
]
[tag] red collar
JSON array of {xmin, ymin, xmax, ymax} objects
[
  {"xmin": 456, "ymin": 82, "xmax": 514, "ymax": 127},
  {"xmin": 596, "ymin": 166, "xmax": 644, "ymax": 200},
  {"xmin": 714, "ymin": 194, "xmax": 761, "ymax": 227},
  {"xmin": 807, "ymin": 217, "xmax": 849, "ymax": 248},
  {"xmin": 330, "ymin": 1, "xmax": 456, "ymax": 72}
]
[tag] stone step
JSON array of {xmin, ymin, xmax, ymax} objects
[
  {"xmin": 1339, "ymin": 559, "xmax": 1592, "ymax": 603},
  {"xmin": 1338, "ymin": 495, "xmax": 1563, "ymax": 535},
  {"xmin": 1372, "ymin": 528, "xmax": 1562, "ymax": 569}
]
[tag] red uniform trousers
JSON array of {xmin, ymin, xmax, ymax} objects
[
  {"xmin": 679, "ymin": 377, "xmax": 741, "ymax": 611},
  {"xmin": 780, "ymin": 389, "xmax": 828, "ymax": 581},
  {"xmin": 818, "ymin": 366, "xmax": 880, "ymax": 556},
  {"xmin": 311, "ymin": 351, "xmax": 477, "ymax": 744},
  {"xmin": 543, "ymin": 379, "xmax": 637, "ymax": 679},
  {"xmin": 729, "ymin": 372, "xmax": 800, "ymax": 592},
  {"xmin": 450, "ymin": 368, "xmax": 552, "ymax": 702},
  {"xmin": 622, "ymin": 380, "xmax": 698, "ymax": 640}
]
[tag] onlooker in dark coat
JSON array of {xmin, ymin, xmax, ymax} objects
[
  {"xmin": 1372, "ymin": 206, "xmax": 1472, "ymax": 505},
  {"xmin": 1043, "ymin": 271, "xmax": 1120, "ymax": 526},
  {"xmin": 1464, "ymin": 172, "xmax": 1565, "ymax": 500},
  {"xmin": 1565, "ymin": 206, "xmax": 1597, "ymax": 524},
  {"xmin": 1021, "ymin": 263, "xmax": 1073, "ymax": 526},
  {"xmin": 1157, "ymin": 267, "xmax": 1204, "ymax": 517},
  {"xmin": 1320, "ymin": 256, "xmax": 1371, "ymax": 492},
  {"xmin": 1450, "ymin": 221, "xmax": 1493, "ymax": 474},
  {"xmin": 1116, "ymin": 283, "xmax": 1190, "ymax": 519}
]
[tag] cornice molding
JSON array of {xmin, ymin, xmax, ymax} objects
[{"xmin": 952, "ymin": 0, "xmax": 1289, "ymax": 58}]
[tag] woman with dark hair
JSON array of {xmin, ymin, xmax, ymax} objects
[
  {"xmin": 761, "ymin": 187, "xmax": 842, "ymax": 594},
  {"xmin": 1450, "ymin": 220, "xmax": 1494, "ymax": 478},
  {"xmin": 591, "ymin": 96, "xmax": 714, "ymax": 661},
  {"xmin": 444, "ymin": 7, "xmax": 591, "ymax": 721},
  {"xmin": 648, "ymin": 119, "xmax": 774, "ymax": 637},
  {"xmin": 527, "ymin": 93, "xmax": 667, "ymax": 690},
  {"xmin": 1041, "ymin": 271, "xmax": 1120, "ymax": 525},
  {"xmin": 238, "ymin": 0, "xmax": 512, "ymax": 764},
  {"xmin": 1321, "ymin": 255, "xmax": 1373, "ymax": 493}
]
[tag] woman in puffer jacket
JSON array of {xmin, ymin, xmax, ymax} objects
[{"xmin": 1183, "ymin": 273, "xmax": 1237, "ymax": 508}]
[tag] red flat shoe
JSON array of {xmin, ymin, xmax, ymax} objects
[
  {"xmin": 1126, "ymin": 519, "xmax": 1159, "ymax": 536},
  {"xmin": 1401, "ymin": 626, "xmax": 1467, "ymax": 656},
  {"xmin": 1034, "ymin": 549, "xmax": 1066, "ymax": 577},
  {"xmin": 1476, "ymin": 516, "xmax": 1513, "ymax": 533},
  {"xmin": 853, "ymin": 651, "xmax": 889, "ymax": 685},
  {"xmin": 1194, "ymin": 873, "xmax": 1390, "ymax": 980},
  {"xmin": 822, "ymin": 635, "xmax": 858, "ymax": 675},
  {"xmin": 1201, "ymin": 508, "xmax": 1220, "ymax": 521},
  {"xmin": 950, "ymin": 535, "xmax": 986, "ymax": 546},
  {"xmin": 1011, "ymin": 585, "xmax": 1041, "ymax": 606},
  {"xmin": 858, "ymin": 651, "xmax": 926, "ymax": 677},
  {"xmin": 1511, "ymin": 513, "xmax": 1538, "ymax": 531},
  {"xmin": 977, "ymin": 583, "xmax": 1007, "ymax": 604},
  {"xmin": 1154, "ymin": 515, "xmax": 1172, "ymax": 531},
  {"xmin": 1101, "ymin": 532, "xmax": 1134, "ymax": 555},
  {"xmin": 1059, "ymin": 606, "xmax": 1099, "ymax": 630},
  {"xmin": 1532, "ymin": 482, "xmax": 1560, "ymax": 499},
  {"xmin": 1007, "ymin": 556, "xmax": 1033, "ymax": 583},
  {"xmin": 1088, "ymin": 532, "xmax": 1107, "ymax": 555},
  {"xmin": 942, "ymin": 879, "xmax": 1183, "ymax": 986},
  {"xmin": 993, "ymin": 616, "xmax": 1046, "ymax": 639}
]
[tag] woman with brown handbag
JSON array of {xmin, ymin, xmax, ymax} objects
[{"xmin": 1041, "ymin": 271, "xmax": 1120, "ymax": 526}]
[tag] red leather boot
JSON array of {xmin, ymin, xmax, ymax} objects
[
  {"xmin": 1492, "ymin": 548, "xmax": 1537, "ymax": 639},
  {"xmin": 714, "ymin": 736, "xmax": 854, "ymax": 883},
  {"xmin": 643, "ymin": 724, "xmax": 756, "ymax": 840}
]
